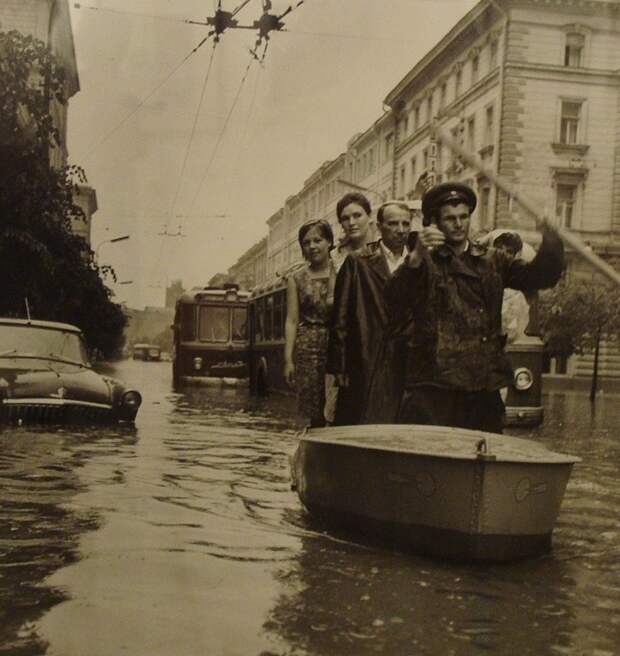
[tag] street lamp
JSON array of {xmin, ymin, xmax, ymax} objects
[{"xmin": 95, "ymin": 234, "xmax": 130, "ymax": 260}]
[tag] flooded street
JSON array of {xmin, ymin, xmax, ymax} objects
[{"xmin": 1, "ymin": 360, "xmax": 620, "ymax": 656}]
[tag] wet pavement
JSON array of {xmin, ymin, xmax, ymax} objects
[{"xmin": 1, "ymin": 359, "xmax": 619, "ymax": 655}]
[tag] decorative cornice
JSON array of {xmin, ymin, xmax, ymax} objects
[
  {"xmin": 551, "ymin": 142, "xmax": 590, "ymax": 156},
  {"xmin": 550, "ymin": 163, "xmax": 589, "ymax": 182}
]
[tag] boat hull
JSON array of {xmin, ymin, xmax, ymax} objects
[{"xmin": 292, "ymin": 426, "xmax": 576, "ymax": 562}]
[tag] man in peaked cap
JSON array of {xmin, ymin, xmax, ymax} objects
[
  {"xmin": 421, "ymin": 181, "xmax": 477, "ymax": 227},
  {"xmin": 386, "ymin": 182, "xmax": 564, "ymax": 433}
]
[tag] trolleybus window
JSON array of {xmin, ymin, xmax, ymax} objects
[
  {"xmin": 264, "ymin": 296, "xmax": 274, "ymax": 341},
  {"xmin": 232, "ymin": 308, "xmax": 248, "ymax": 341},
  {"xmin": 180, "ymin": 304, "xmax": 196, "ymax": 341},
  {"xmin": 273, "ymin": 291, "xmax": 284, "ymax": 340},
  {"xmin": 199, "ymin": 306, "xmax": 229, "ymax": 342},
  {"xmin": 255, "ymin": 298, "xmax": 264, "ymax": 342}
]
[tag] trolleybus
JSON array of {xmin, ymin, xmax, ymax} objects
[
  {"xmin": 172, "ymin": 284, "xmax": 250, "ymax": 387},
  {"xmin": 248, "ymin": 275, "xmax": 288, "ymax": 395}
]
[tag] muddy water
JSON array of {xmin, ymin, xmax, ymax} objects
[{"xmin": 0, "ymin": 360, "xmax": 619, "ymax": 655}]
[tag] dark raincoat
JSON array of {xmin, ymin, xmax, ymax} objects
[
  {"xmin": 386, "ymin": 226, "xmax": 564, "ymax": 394},
  {"xmin": 327, "ymin": 242, "xmax": 411, "ymax": 425}
]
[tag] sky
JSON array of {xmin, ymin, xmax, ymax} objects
[{"xmin": 68, "ymin": 0, "xmax": 479, "ymax": 308}]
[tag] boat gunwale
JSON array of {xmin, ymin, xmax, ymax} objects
[{"xmin": 300, "ymin": 425, "xmax": 580, "ymax": 465}]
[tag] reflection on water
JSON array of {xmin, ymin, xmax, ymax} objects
[
  {"xmin": 0, "ymin": 363, "xmax": 619, "ymax": 655},
  {"xmin": 0, "ymin": 426, "xmax": 136, "ymax": 655}
]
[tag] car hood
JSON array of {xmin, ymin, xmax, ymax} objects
[{"xmin": 0, "ymin": 363, "xmax": 113, "ymax": 406}]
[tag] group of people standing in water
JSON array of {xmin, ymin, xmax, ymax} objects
[{"xmin": 283, "ymin": 181, "xmax": 565, "ymax": 434}]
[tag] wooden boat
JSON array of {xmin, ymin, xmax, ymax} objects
[{"xmin": 291, "ymin": 424, "xmax": 580, "ymax": 562}]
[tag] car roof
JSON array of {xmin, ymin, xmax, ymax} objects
[{"xmin": 0, "ymin": 318, "xmax": 83, "ymax": 334}]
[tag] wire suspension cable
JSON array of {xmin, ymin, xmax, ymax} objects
[
  {"xmin": 431, "ymin": 124, "xmax": 620, "ymax": 287},
  {"xmin": 187, "ymin": 59, "xmax": 255, "ymax": 216},
  {"xmin": 73, "ymin": 2, "xmax": 189, "ymax": 23},
  {"xmin": 83, "ymin": 33, "xmax": 215, "ymax": 161}
]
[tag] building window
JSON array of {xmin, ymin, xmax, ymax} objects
[
  {"xmin": 556, "ymin": 183, "xmax": 576, "ymax": 228},
  {"xmin": 423, "ymin": 147, "xmax": 429, "ymax": 170},
  {"xmin": 479, "ymin": 186, "xmax": 491, "ymax": 227},
  {"xmin": 471, "ymin": 55, "xmax": 479, "ymax": 85},
  {"xmin": 427, "ymin": 95, "xmax": 433, "ymax": 123},
  {"xmin": 399, "ymin": 165, "xmax": 406, "ymax": 198},
  {"xmin": 410, "ymin": 156, "xmax": 417, "ymax": 188},
  {"xmin": 384, "ymin": 132, "xmax": 394, "ymax": 162},
  {"xmin": 489, "ymin": 40, "xmax": 498, "ymax": 69},
  {"xmin": 368, "ymin": 147, "xmax": 375, "ymax": 172},
  {"xmin": 449, "ymin": 127, "xmax": 459, "ymax": 171},
  {"xmin": 467, "ymin": 115, "xmax": 476, "ymax": 151},
  {"xmin": 565, "ymin": 32, "xmax": 584, "ymax": 67},
  {"xmin": 455, "ymin": 69, "xmax": 462, "ymax": 98},
  {"xmin": 414, "ymin": 105, "xmax": 420, "ymax": 131},
  {"xmin": 403, "ymin": 115, "xmax": 409, "ymax": 137},
  {"xmin": 440, "ymin": 83, "xmax": 447, "ymax": 110},
  {"xmin": 560, "ymin": 101, "xmax": 581, "ymax": 144},
  {"xmin": 484, "ymin": 104, "xmax": 494, "ymax": 146}
]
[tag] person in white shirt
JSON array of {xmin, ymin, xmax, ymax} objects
[{"xmin": 326, "ymin": 201, "xmax": 414, "ymax": 424}]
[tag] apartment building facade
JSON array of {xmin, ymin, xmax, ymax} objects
[
  {"xmin": 229, "ymin": 0, "xmax": 620, "ymax": 375},
  {"xmin": 0, "ymin": 0, "xmax": 97, "ymax": 244}
]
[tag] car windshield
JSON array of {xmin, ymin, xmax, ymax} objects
[{"xmin": 0, "ymin": 324, "xmax": 89, "ymax": 364}]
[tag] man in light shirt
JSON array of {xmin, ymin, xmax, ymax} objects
[{"xmin": 327, "ymin": 200, "xmax": 414, "ymax": 424}]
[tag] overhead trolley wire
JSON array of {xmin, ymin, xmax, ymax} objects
[
  {"xmin": 186, "ymin": 58, "xmax": 256, "ymax": 218},
  {"xmin": 168, "ymin": 40, "xmax": 219, "ymax": 224},
  {"xmin": 231, "ymin": 0, "xmax": 255, "ymax": 17},
  {"xmin": 231, "ymin": 61, "xmax": 263, "ymax": 173},
  {"xmin": 82, "ymin": 33, "xmax": 216, "ymax": 162}
]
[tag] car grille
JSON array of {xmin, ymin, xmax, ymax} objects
[{"xmin": 2, "ymin": 400, "xmax": 114, "ymax": 424}]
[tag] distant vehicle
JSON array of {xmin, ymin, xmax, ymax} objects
[
  {"xmin": 0, "ymin": 318, "xmax": 142, "ymax": 424},
  {"xmin": 172, "ymin": 284, "xmax": 250, "ymax": 387},
  {"xmin": 132, "ymin": 343, "xmax": 161, "ymax": 361}
]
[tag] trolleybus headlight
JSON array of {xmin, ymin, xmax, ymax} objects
[
  {"xmin": 513, "ymin": 367, "xmax": 534, "ymax": 391},
  {"xmin": 193, "ymin": 357, "xmax": 203, "ymax": 371},
  {"xmin": 122, "ymin": 390, "xmax": 142, "ymax": 409}
]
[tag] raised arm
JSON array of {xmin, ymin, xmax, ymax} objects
[
  {"xmin": 385, "ymin": 233, "xmax": 433, "ymax": 326},
  {"xmin": 503, "ymin": 224, "xmax": 564, "ymax": 292}
]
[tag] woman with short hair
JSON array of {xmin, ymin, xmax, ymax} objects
[
  {"xmin": 331, "ymin": 192, "xmax": 374, "ymax": 271},
  {"xmin": 284, "ymin": 219, "xmax": 336, "ymax": 427}
]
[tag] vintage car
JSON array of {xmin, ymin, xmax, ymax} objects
[
  {"xmin": 0, "ymin": 318, "xmax": 142, "ymax": 424},
  {"xmin": 132, "ymin": 343, "xmax": 162, "ymax": 361}
]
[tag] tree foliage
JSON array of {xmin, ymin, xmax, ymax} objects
[
  {"xmin": 539, "ymin": 266, "xmax": 620, "ymax": 399},
  {"xmin": 0, "ymin": 30, "xmax": 126, "ymax": 358}
]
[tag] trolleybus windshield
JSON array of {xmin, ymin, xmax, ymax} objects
[
  {"xmin": 198, "ymin": 306, "xmax": 229, "ymax": 342},
  {"xmin": 232, "ymin": 308, "xmax": 248, "ymax": 341}
]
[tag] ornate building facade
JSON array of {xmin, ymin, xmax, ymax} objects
[
  {"xmin": 0, "ymin": 0, "xmax": 97, "ymax": 244},
  {"xmin": 227, "ymin": 0, "xmax": 620, "ymax": 379}
]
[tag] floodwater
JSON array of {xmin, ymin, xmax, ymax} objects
[{"xmin": 1, "ymin": 360, "xmax": 619, "ymax": 656}]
